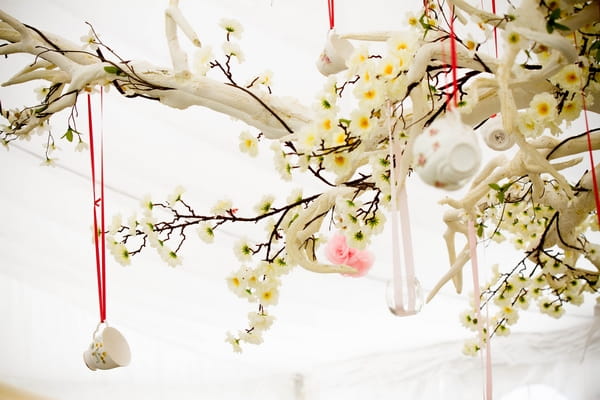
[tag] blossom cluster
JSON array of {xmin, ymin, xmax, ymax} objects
[
  {"xmin": 225, "ymin": 258, "xmax": 291, "ymax": 351},
  {"xmin": 459, "ymin": 174, "xmax": 600, "ymax": 355},
  {"xmin": 5, "ymin": 0, "xmax": 598, "ymax": 356}
]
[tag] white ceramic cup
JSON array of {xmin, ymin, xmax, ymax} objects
[
  {"xmin": 481, "ymin": 115, "xmax": 515, "ymax": 151},
  {"xmin": 316, "ymin": 30, "xmax": 353, "ymax": 76},
  {"xmin": 83, "ymin": 323, "xmax": 131, "ymax": 370},
  {"xmin": 413, "ymin": 110, "xmax": 481, "ymax": 190}
]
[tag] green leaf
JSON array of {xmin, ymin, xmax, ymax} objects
[
  {"xmin": 62, "ymin": 127, "xmax": 74, "ymax": 142},
  {"xmin": 477, "ymin": 223, "xmax": 484, "ymax": 238},
  {"xmin": 549, "ymin": 8, "xmax": 562, "ymax": 20},
  {"xmin": 488, "ymin": 183, "xmax": 501, "ymax": 191},
  {"xmin": 497, "ymin": 191, "xmax": 505, "ymax": 203},
  {"xmin": 553, "ymin": 22, "xmax": 570, "ymax": 31},
  {"xmin": 545, "ymin": 8, "xmax": 569, "ymax": 33},
  {"xmin": 103, "ymin": 66, "xmax": 122, "ymax": 75}
]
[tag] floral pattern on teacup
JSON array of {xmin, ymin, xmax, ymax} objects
[{"xmin": 89, "ymin": 340, "xmax": 107, "ymax": 366}]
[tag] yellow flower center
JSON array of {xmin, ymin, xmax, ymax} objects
[
  {"xmin": 396, "ymin": 42, "xmax": 408, "ymax": 51},
  {"xmin": 383, "ymin": 64, "xmax": 394, "ymax": 75},
  {"xmin": 231, "ymin": 277, "xmax": 240, "ymax": 287},
  {"xmin": 304, "ymin": 133, "xmax": 316, "ymax": 146},
  {"xmin": 334, "ymin": 132, "xmax": 346, "ymax": 145},
  {"xmin": 565, "ymin": 72, "xmax": 579, "ymax": 85},
  {"xmin": 536, "ymin": 103, "xmax": 550, "ymax": 116},
  {"xmin": 363, "ymin": 89, "xmax": 376, "ymax": 100},
  {"xmin": 334, "ymin": 154, "xmax": 346, "ymax": 166},
  {"xmin": 322, "ymin": 119, "xmax": 332, "ymax": 131},
  {"xmin": 261, "ymin": 291, "xmax": 273, "ymax": 301},
  {"xmin": 359, "ymin": 117, "xmax": 370, "ymax": 130}
]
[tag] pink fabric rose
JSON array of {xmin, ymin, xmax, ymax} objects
[{"xmin": 325, "ymin": 233, "xmax": 374, "ymax": 277}]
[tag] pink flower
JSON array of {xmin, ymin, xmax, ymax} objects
[
  {"xmin": 346, "ymin": 249, "xmax": 375, "ymax": 277},
  {"xmin": 325, "ymin": 233, "xmax": 374, "ymax": 277},
  {"xmin": 325, "ymin": 234, "xmax": 351, "ymax": 264}
]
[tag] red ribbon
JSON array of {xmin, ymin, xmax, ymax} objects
[
  {"xmin": 328, "ymin": 0, "xmax": 335, "ymax": 30},
  {"xmin": 449, "ymin": 7, "xmax": 459, "ymax": 108},
  {"xmin": 582, "ymin": 97, "xmax": 600, "ymax": 228},
  {"xmin": 88, "ymin": 92, "xmax": 107, "ymax": 323},
  {"xmin": 491, "ymin": 0, "xmax": 498, "ymax": 58}
]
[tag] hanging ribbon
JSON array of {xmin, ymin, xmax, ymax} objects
[
  {"xmin": 491, "ymin": 0, "xmax": 498, "ymax": 58},
  {"xmin": 88, "ymin": 92, "xmax": 107, "ymax": 323},
  {"xmin": 468, "ymin": 222, "xmax": 492, "ymax": 399},
  {"xmin": 327, "ymin": 0, "xmax": 335, "ymax": 30},
  {"xmin": 387, "ymin": 101, "xmax": 418, "ymax": 316},
  {"xmin": 582, "ymin": 97, "xmax": 600, "ymax": 228},
  {"xmin": 448, "ymin": 6, "xmax": 459, "ymax": 109}
]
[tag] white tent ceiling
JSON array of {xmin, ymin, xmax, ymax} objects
[{"xmin": 0, "ymin": 1, "xmax": 599, "ymax": 399}]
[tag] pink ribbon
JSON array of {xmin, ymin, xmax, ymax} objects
[
  {"xmin": 387, "ymin": 102, "xmax": 418, "ymax": 316},
  {"xmin": 468, "ymin": 221, "xmax": 493, "ymax": 399}
]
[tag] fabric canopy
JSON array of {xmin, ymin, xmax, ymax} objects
[{"xmin": 0, "ymin": 0, "xmax": 599, "ymax": 399}]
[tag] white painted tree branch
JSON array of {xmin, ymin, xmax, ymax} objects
[
  {"xmin": 285, "ymin": 187, "xmax": 357, "ymax": 274},
  {"xmin": 0, "ymin": 3, "xmax": 598, "ymax": 286},
  {"xmin": 165, "ymin": 0, "xmax": 201, "ymax": 75}
]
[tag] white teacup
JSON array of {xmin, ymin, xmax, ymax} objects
[
  {"xmin": 481, "ymin": 115, "xmax": 515, "ymax": 151},
  {"xmin": 83, "ymin": 323, "xmax": 131, "ymax": 371},
  {"xmin": 413, "ymin": 110, "xmax": 481, "ymax": 190},
  {"xmin": 316, "ymin": 30, "xmax": 353, "ymax": 76}
]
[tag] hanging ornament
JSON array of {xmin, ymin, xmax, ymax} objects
[
  {"xmin": 386, "ymin": 101, "xmax": 423, "ymax": 317},
  {"xmin": 316, "ymin": 31, "xmax": 354, "ymax": 76},
  {"xmin": 413, "ymin": 109, "xmax": 481, "ymax": 190},
  {"xmin": 385, "ymin": 276, "xmax": 424, "ymax": 316},
  {"xmin": 83, "ymin": 322, "xmax": 131, "ymax": 371},
  {"xmin": 83, "ymin": 92, "xmax": 130, "ymax": 371},
  {"xmin": 482, "ymin": 115, "xmax": 515, "ymax": 151},
  {"xmin": 316, "ymin": 0, "xmax": 353, "ymax": 76}
]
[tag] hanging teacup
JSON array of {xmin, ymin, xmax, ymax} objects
[
  {"xmin": 83, "ymin": 322, "xmax": 131, "ymax": 371},
  {"xmin": 316, "ymin": 30, "xmax": 354, "ymax": 76},
  {"xmin": 481, "ymin": 115, "xmax": 515, "ymax": 151},
  {"xmin": 413, "ymin": 110, "xmax": 481, "ymax": 190}
]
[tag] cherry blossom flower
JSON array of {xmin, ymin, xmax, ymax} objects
[
  {"xmin": 211, "ymin": 199, "xmax": 233, "ymax": 215},
  {"xmin": 239, "ymin": 130, "xmax": 259, "ymax": 157},
  {"xmin": 80, "ymin": 28, "xmax": 99, "ymax": 50},
  {"xmin": 529, "ymin": 92, "xmax": 558, "ymax": 122},
  {"xmin": 197, "ymin": 223, "xmax": 215, "ymax": 244},
  {"xmin": 192, "ymin": 46, "xmax": 214, "ymax": 76},
  {"xmin": 167, "ymin": 185, "xmax": 185, "ymax": 205},
  {"xmin": 222, "ymin": 41, "xmax": 245, "ymax": 63},
  {"xmin": 219, "ymin": 18, "xmax": 244, "ymax": 40},
  {"xmin": 234, "ymin": 238, "xmax": 254, "ymax": 261},
  {"xmin": 225, "ymin": 332, "xmax": 242, "ymax": 353},
  {"xmin": 551, "ymin": 64, "xmax": 582, "ymax": 92}
]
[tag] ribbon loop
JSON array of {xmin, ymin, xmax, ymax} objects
[
  {"xmin": 88, "ymin": 92, "xmax": 107, "ymax": 323},
  {"xmin": 467, "ymin": 221, "xmax": 492, "ymax": 399},
  {"xmin": 386, "ymin": 101, "xmax": 421, "ymax": 316}
]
